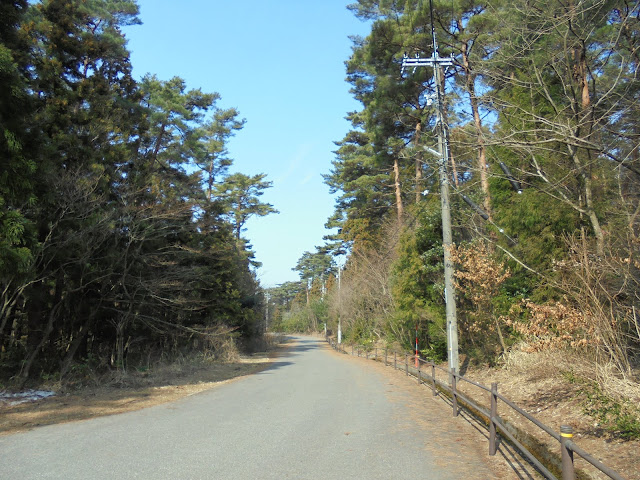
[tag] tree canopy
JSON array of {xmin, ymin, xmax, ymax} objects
[
  {"xmin": 285, "ymin": 0, "xmax": 640, "ymax": 392},
  {"xmin": 0, "ymin": 0, "xmax": 277, "ymax": 384}
]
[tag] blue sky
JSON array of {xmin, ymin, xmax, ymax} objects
[{"xmin": 123, "ymin": 1, "xmax": 370, "ymax": 287}]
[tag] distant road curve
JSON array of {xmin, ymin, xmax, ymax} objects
[{"xmin": 0, "ymin": 336, "xmax": 518, "ymax": 479}]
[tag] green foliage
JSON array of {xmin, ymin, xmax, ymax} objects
[
  {"xmin": 279, "ymin": 308, "xmax": 313, "ymax": 333},
  {"xmin": 293, "ymin": 248, "xmax": 336, "ymax": 281},
  {"xmin": 268, "ymin": 275, "xmax": 329, "ymax": 334},
  {"xmin": 565, "ymin": 373, "xmax": 640, "ymax": 440},
  {"xmin": 343, "ymin": 315, "xmax": 379, "ymax": 345},
  {"xmin": 311, "ymin": 0, "xmax": 640, "ymax": 389},
  {"xmin": 0, "ymin": 0, "xmax": 277, "ymax": 383},
  {"xmin": 276, "ymin": 297, "xmax": 328, "ymax": 334},
  {"xmin": 216, "ymin": 172, "xmax": 278, "ymax": 242},
  {"xmin": 390, "ymin": 203, "xmax": 447, "ymax": 357},
  {"xmin": 265, "ymin": 281, "xmax": 306, "ymax": 332},
  {"xmin": 419, "ymin": 338, "xmax": 447, "ymax": 362},
  {"xmin": 0, "ymin": 1, "xmax": 38, "ymax": 282}
]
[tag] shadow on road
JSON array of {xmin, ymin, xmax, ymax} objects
[
  {"xmin": 254, "ymin": 336, "xmax": 323, "ymax": 375},
  {"xmin": 288, "ymin": 337, "xmax": 322, "ymax": 353},
  {"xmin": 0, "ymin": 343, "xmax": 297, "ymax": 435}
]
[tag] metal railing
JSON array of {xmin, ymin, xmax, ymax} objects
[{"xmin": 326, "ymin": 337, "xmax": 627, "ymax": 480}]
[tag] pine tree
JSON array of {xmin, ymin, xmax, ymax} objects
[{"xmin": 216, "ymin": 173, "xmax": 278, "ymax": 242}]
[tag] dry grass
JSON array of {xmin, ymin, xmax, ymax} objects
[
  {"xmin": 456, "ymin": 346, "xmax": 640, "ymax": 480},
  {"xmin": 502, "ymin": 344, "xmax": 640, "ymax": 406}
]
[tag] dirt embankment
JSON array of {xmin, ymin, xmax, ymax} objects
[{"xmin": 455, "ymin": 352, "xmax": 640, "ymax": 480}]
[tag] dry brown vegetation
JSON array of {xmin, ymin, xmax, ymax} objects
[
  {"xmin": 450, "ymin": 242, "xmax": 512, "ymax": 355},
  {"xmin": 328, "ymin": 220, "xmax": 401, "ymax": 343},
  {"xmin": 457, "ymin": 348, "xmax": 640, "ymax": 480}
]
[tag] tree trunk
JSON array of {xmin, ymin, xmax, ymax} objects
[
  {"xmin": 415, "ymin": 122, "xmax": 423, "ymax": 204},
  {"xmin": 494, "ymin": 317, "xmax": 507, "ymax": 354},
  {"xmin": 151, "ymin": 123, "xmax": 167, "ymax": 166},
  {"xmin": 0, "ymin": 285, "xmax": 20, "ymax": 347},
  {"xmin": 60, "ymin": 314, "xmax": 95, "ymax": 378},
  {"xmin": 19, "ymin": 301, "xmax": 62, "ymax": 386},
  {"xmin": 567, "ymin": 26, "xmax": 603, "ymax": 255},
  {"xmin": 462, "ymin": 43, "xmax": 492, "ymax": 219},
  {"xmin": 393, "ymin": 157, "xmax": 404, "ymax": 219},
  {"xmin": 116, "ymin": 321, "xmax": 126, "ymax": 372},
  {"xmin": 207, "ymin": 158, "xmax": 215, "ymax": 202},
  {"xmin": 0, "ymin": 284, "xmax": 25, "ymax": 348}
]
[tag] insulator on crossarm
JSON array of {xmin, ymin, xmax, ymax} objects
[
  {"xmin": 461, "ymin": 194, "xmax": 490, "ymax": 220},
  {"xmin": 499, "ymin": 162, "xmax": 522, "ymax": 193}
]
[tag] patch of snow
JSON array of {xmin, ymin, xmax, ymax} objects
[{"xmin": 0, "ymin": 390, "xmax": 56, "ymax": 406}]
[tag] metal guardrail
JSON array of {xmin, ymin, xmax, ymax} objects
[{"xmin": 325, "ymin": 337, "xmax": 627, "ymax": 480}]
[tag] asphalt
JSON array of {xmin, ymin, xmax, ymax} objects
[{"xmin": 0, "ymin": 336, "xmax": 501, "ymax": 479}]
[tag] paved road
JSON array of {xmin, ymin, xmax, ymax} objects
[{"xmin": 0, "ymin": 337, "xmax": 506, "ymax": 479}]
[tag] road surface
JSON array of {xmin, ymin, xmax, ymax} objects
[{"xmin": 0, "ymin": 337, "xmax": 516, "ymax": 479}]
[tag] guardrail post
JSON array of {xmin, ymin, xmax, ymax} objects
[
  {"xmin": 405, "ymin": 354, "xmax": 408, "ymax": 376},
  {"xmin": 351, "ymin": 345, "xmax": 354, "ymax": 356},
  {"xmin": 489, "ymin": 382, "xmax": 498, "ymax": 456},
  {"xmin": 452, "ymin": 368, "xmax": 458, "ymax": 417},
  {"xmin": 560, "ymin": 425, "xmax": 575, "ymax": 480},
  {"xmin": 385, "ymin": 348, "xmax": 388, "ymax": 366},
  {"xmin": 431, "ymin": 364, "xmax": 437, "ymax": 396}
]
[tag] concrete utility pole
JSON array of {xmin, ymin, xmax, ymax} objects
[
  {"xmin": 400, "ymin": 0, "xmax": 459, "ymax": 374},
  {"xmin": 337, "ymin": 265, "xmax": 342, "ymax": 344},
  {"xmin": 264, "ymin": 291, "xmax": 270, "ymax": 333}
]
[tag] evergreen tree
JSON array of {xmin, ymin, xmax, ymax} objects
[
  {"xmin": 317, "ymin": 0, "xmax": 640, "ymax": 372},
  {"xmin": 0, "ymin": 0, "xmax": 37, "ymax": 366},
  {"xmin": 0, "ymin": 0, "xmax": 274, "ymax": 382},
  {"xmin": 216, "ymin": 172, "xmax": 278, "ymax": 242}
]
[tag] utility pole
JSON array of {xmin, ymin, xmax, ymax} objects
[
  {"xmin": 415, "ymin": 321, "xmax": 419, "ymax": 368},
  {"xmin": 264, "ymin": 291, "xmax": 270, "ymax": 333},
  {"xmin": 400, "ymin": 0, "xmax": 459, "ymax": 374},
  {"xmin": 337, "ymin": 265, "xmax": 342, "ymax": 344}
]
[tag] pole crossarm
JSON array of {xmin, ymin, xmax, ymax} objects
[
  {"xmin": 423, "ymin": 145, "xmax": 441, "ymax": 159},
  {"xmin": 401, "ymin": 53, "xmax": 454, "ymax": 75}
]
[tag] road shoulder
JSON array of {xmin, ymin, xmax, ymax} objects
[{"xmin": 326, "ymin": 346, "xmax": 542, "ymax": 479}]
